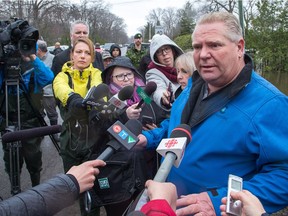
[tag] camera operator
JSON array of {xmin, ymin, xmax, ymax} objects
[{"xmin": 0, "ymin": 47, "xmax": 54, "ymax": 190}]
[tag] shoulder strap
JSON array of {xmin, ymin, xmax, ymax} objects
[{"xmin": 64, "ymin": 71, "xmax": 91, "ymax": 90}]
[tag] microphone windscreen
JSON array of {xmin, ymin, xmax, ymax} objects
[
  {"xmin": 2, "ymin": 125, "xmax": 62, "ymax": 143},
  {"xmin": 144, "ymin": 81, "xmax": 157, "ymax": 96},
  {"xmin": 170, "ymin": 124, "xmax": 192, "ymax": 143},
  {"xmin": 125, "ymin": 119, "xmax": 142, "ymax": 136},
  {"xmin": 118, "ymin": 85, "xmax": 134, "ymax": 101},
  {"xmin": 93, "ymin": 83, "xmax": 110, "ymax": 100}
]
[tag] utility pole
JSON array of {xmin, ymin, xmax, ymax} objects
[{"xmin": 238, "ymin": 0, "xmax": 245, "ymax": 38}]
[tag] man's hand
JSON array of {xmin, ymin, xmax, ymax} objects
[
  {"xmin": 67, "ymin": 160, "xmax": 106, "ymax": 193},
  {"xmin": 176, "ymin": 192, "xmax": 216, "ymax": 216}
]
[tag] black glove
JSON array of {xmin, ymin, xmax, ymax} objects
[
  {"xmin": 67, "ymin": 93, "xmax": 86, "ymax": 118},
  {"xmin": 88, "ymin": 101, "xmax": 115, "ymax": 124}
]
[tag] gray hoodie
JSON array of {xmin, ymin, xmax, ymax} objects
[{"xmin": 146, "ymin": 34, "xmax": 184, "ymax": 111}]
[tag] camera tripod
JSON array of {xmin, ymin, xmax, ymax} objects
[{"xmin": 2, "ymin": 76, "xmax": 60, "ymax": 195}]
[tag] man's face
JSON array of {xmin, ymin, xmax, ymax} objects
[
  {"xmin": 71, "ymin": 24, "xmax": 89, "ymax": 45},
  {"xmin": 192, "ymin": 22, "xmax": 244, "ymax": 89},
  {"xmin": 134, "ymin": 37, "xmax": 142, "ymax": 46}
]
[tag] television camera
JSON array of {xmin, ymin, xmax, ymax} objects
[{"xmin": 0, "ymin": 18, "xmax": 39, "ymax": 79}]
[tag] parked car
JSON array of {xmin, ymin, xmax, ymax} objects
[{"xmin": 103, "ymin": 43, "xmax": 115, "ymax": 52}]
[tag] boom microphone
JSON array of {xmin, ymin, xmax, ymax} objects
[
  {"xmin": 134, "ymin": 124, "xmax": 191, "ymax": 210},
  {"xmin": 108, "ymin": 85, "xmax": 134, "ymax": 109},
  {"xmin": 2, "ymin": 125, "xmax": 62, "ymax": 143},
  {"xmin": 135, "ymin": 81, "xmax": 157, "ymax": 109}
]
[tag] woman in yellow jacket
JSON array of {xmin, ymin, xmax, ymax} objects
[
  {"xmin": 53, "ymin": 37, "xmax": 103, "ymax": 172},
  {"xmin": 53, "ymin": 37, "xmax": 103, "ymax": 216}
]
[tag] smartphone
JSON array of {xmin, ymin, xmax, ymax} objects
[
  {"xmin": 167, "ymin": 82, "xmax": 173, "ymax": 103},
  {"xmin": 141, "ymin": 115, "xmax": 154, "ymax": 125},
  {"xmin": 226, "ymin": 174, "xmax": 243, "ymax": 216}
]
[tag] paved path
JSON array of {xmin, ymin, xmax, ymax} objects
[{"xmin": 0, "ymin": 115, "xmax": 106, "ymax": 215}]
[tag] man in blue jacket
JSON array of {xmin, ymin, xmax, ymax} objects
[
  {"xmin": 0, "ymin": 51, "xmax": 54, "ymax": 192},
  {"xmin": 138, "ymin": 11, "xmax": 288, "ymax": 215}
]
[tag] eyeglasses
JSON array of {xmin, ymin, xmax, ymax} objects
[
  {"xmin": 156, "ymin": 46, "xmax": 172, "ymax": 56},
  {"xmin": 112, "ymin": 72, "xmax": 134, "ymax": 81}
]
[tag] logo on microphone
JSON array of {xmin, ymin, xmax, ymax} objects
[
  {"xmin": 112, "ymin": 125, "xmax": 122, "ymax": 133},
  {"xmin": 108, "ymin": 121, "xmax": 139, "ymax": 150},
  {"xmin": 112, "ymin": 99, "xmax": 122, "ymax": 107},
  {"xmin": 165, "ymin": 138, "xmax": 178, "ymax": 148}
]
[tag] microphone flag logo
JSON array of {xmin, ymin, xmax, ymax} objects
[{"xmin": 165, "ymin": 138, "xmax": 178, "ymax": 148}]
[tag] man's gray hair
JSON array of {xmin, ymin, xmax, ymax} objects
[
  {"xmin": 192, "ymin": 11, "xmax": 243, "ymax": 42},
  {"xmin": 37, "ymin": 40, "xmax": 48, "ymax": 52},
  {"xmin": 70, "ymin": 20, "xmax": 89, "ymax": 34}
]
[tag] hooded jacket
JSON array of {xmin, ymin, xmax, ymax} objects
[
  {"xmin": 109, "ymin": 44, "xmax": 122, "ymax": 57},
  {"xmin": 145, "ymin": 34, "xmax": 183, "ymax": 111},
  {"xmin": 101, "ymin": 56, "xmax": 167, "ymax": 125}
]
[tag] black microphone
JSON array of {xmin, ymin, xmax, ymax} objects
[
  {"xmin": 2, "ymin": 125, "xmax": 62, "ymax": 143},
  {"xmin": 97, "ymin": 119, "xmax": 142, "ymax": 160},
  {"xmin": 135, "ymin": 81, "xmax": 157, "ymax": 109},
  {"xmin": 108, "ymin": 85, "xmax": 134, "ymax": 109},
  {"xmin": 134, "ymin": 124, "xmax": 191, "ymax": 210},
  {"xmin": 85, "ymin": 119, "xmax": 142, "ymax": 212},
  {"xmin": 82, "ymin": 83, "xmax": 110, "ymax": 108}
]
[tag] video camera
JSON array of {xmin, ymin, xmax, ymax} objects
[{"xmin": 0, "ymin": 18, "xmax": 39, "ymax": 78}]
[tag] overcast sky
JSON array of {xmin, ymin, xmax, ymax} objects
[{"xmin": 105, "ymin": 0, "xmax": 188, "ymax": 37}]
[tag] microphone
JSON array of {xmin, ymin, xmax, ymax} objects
[
  {"xmin": 2, "ymin": 125, "xmax": 62, "ymax": 143},
  {"xmin": 97, "ymin": 119, "xmax": 142, "ymax": 160},
  {"xmin": 82, "ymin": 83, "xmax": 110, "ymax": 109},
  {"xmin": 134, "ymin": 124, "xmax": 191, "ymax": 211},
  {"xmin": 108, "ymin": 85, "xmax": 134, "ymax": 109},
  {"xmin": 135, "ymin": 81, "xmax": 157, "ymax": 109},
  {"xmin": 84, "ymin": 119, "xmax": 142, "ymax": 212}
]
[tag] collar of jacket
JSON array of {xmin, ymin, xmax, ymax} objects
[
  {"xmin": 181, "ymin": 54, "xmax": 253, "ymax": 127},
  {"xmin": 62, "ymin": 61, "xmax": 95, "ymax": 80}
]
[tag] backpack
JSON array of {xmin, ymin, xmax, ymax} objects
[{"xmin": 88, "ymin": 147, "xmax": 151, "ymax": 207}]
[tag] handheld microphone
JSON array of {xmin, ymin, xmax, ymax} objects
[
  {"xmin": 82, "ymin": 83, "xmax": 110, "ymax": 109},
  {"xmin": 2, "ymin": 125, "xmax": 62, "ymax": 143},
  {"xmin": 97, "ymin": 119, "xmax": 142, "ymax": 160},
  {"xmin": 135, "ymin": 81, "xmax": 157, "ymax": 109},
  {"xmin": 85, "ymin": 119, "xmax": 142, "ymax": 212},
  {"xmin": 134, "ymin": 124, "xmax": 191, "ymax": 211},
  {"xmin": 108, "ymin": 85, "xmax": 134, "ymax": 109}
]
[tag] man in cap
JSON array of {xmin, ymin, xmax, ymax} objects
[
  {"xmin": 102, "ymin": 51, "xmax": 113, "ymax": 69},
  {"xmin": 126, "ymin": 33, "xmax": 147, "ymax": 71}
]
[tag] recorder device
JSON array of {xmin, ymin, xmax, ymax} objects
[{"xmin": 226, "ymin": 174, "xmax": 243, "ymax": 216}]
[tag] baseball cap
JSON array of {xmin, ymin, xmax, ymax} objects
[
  {"xmin": 134, "ymin": 33, "xmax": 142, "ymax": 39},
  {"xmin": 102, "ymin": 51, "xmax": 112, "ymax": 60}
]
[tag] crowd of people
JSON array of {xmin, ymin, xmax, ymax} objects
[{"xmin": 0, "ymin": 11, "xmax": 287, "ymax": 216}]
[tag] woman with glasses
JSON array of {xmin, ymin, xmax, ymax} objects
[
  {"xmin": 93, "ymin": 56, "xmax": 166, "ymax": 216},
  {"xmin": 145, "ymin": 34, "xmax": 184, "ymax": 113}
]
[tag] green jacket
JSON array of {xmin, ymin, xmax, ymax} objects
[{"xmin": 126, "ymin": 44, "xmax": 147, "ymax": 69}]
